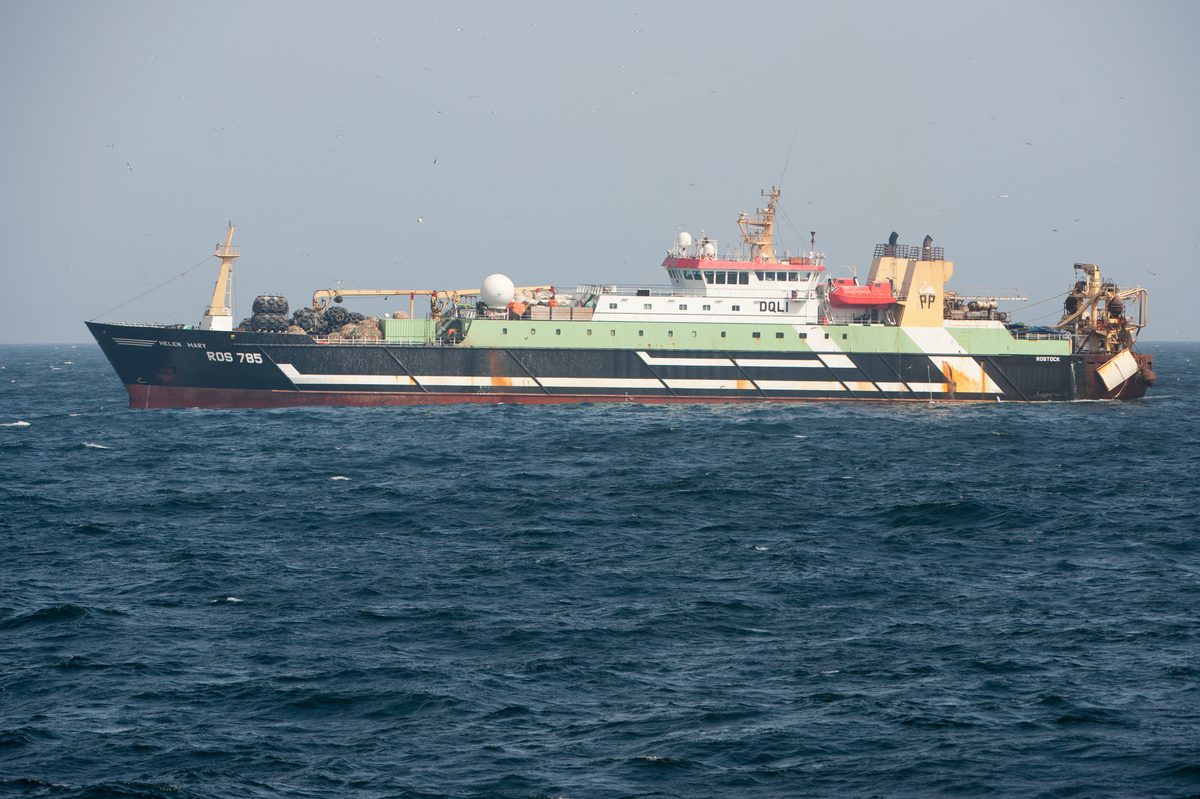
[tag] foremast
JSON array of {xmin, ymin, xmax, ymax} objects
[{"xmin": 199, "ymin": 223, "xmax": 239, "ymax": 331}]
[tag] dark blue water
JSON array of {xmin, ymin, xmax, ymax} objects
[{"xmin": 1, "ymin": 342, "xmax": 1197, "ymax": 798}]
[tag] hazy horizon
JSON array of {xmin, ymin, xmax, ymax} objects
[{"xmin": 3, "ymin": 1, "xmax": 1197, "ymax": 343}]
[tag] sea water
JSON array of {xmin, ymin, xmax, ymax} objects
[{"xmin": 1, "ymin": 342, "xmax": 1197, "ymax": 798}]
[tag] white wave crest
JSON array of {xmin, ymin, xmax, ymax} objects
[
  {"xmin": 2, "ymin": 420, "xmax": 30, "ymax": 427},
  {"xmin": 330, "ymin": 475, "xmax": 351, "ymax": 481},
  {"xmin": 82, "ymin": 442, "xmax": 111, "ymax": 449}
]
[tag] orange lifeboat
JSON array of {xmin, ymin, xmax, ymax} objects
[{"xmin": 827, "ymin": 277, "xmax": 896, "ymax": 308}]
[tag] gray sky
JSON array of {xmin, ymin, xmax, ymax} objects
[{"xmin": 2, "ymin": 0, "xmax": 1197, "ymax": 342}]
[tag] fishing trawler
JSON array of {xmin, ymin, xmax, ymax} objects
[{"xmin": 87, "ymin": 188, "xmax": 1154, "ymax": 407}]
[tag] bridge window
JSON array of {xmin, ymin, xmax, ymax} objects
[
  {"xmin": 755, "ymin": 271, "xmax": 764, "ymax": 280},
  {"xmin": 704, "ymin": 271, "xmax": 714, "ymax": 283},
  {"xmin": 788, "ymin": 272, "xmax": 799, "ymax": 282},
  {"xmin": 765, "ymin": 272, "xmax": 775, "ymax": 281},
  {"xmin": 715, "ymin": 272, "xmax": 726, "ymax": 285},
  {"xmin": 739, "ymin": 272, "xmax": 749, "ymax": 285}
]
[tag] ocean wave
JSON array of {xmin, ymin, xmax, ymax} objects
[
  {"xmin": 0, "ymin": 342, "xmax": 1197, "ymax": 798},
  {"xmin": 0, "ymin": 603, "xmax": 94, "ymax": 630}
]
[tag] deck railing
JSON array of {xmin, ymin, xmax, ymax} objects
[{"xmin": 873, "ymin": 243, "xmax": 945, "ymax": 260}]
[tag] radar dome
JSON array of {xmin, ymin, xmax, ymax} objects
[
  {"xmin": 677, "ymin": 231, "xmax": 693, "ymax": 249},
  {"xmin": 480, "ymin": 273, "xmax": 515, "ymax": 308},
  {"xmin": 701, "ymin": 241, "xmax": 717, "ymax": 258}
]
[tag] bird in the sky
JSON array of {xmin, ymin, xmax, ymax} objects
[{"xmin": 126, "ymin": 162, "xmax": 134, "ymax": 172}]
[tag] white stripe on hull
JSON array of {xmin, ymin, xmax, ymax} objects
[
  {"xmin": 278, "ymin": 364, "xmax": 416, "ymax": 386},
  {"xmin": 273, "ymin": 363, "xmax": 979, "ymax": 397},
  {"xmin": 934, "ymin": 356, "xmax": 1003, "ymax": 394},
  {"xmin": 904, "ymin": 327, "xmax": 969, "ymax": 355},
  {"xmin": 905, "ymin": 382, "xmax": 950, "ymax": 394},
  {"xmin": 757, "ymin": 380, "xmax": 848, "ymax": 392},
  {"xmin": 637, "ymin": 352, "xmax": 734, "ymax": 367},
  {"xmin": 416, "ymin": 375, "xmax": 541, "ymax": 388},
  {"xmin": 537, "ymin": 376, "xmax": 664, "ymax": 389},
  {"xmin": 663, "ymin": 378, "xmax": 750, "ymax": 390},
  {"xmin": 733, "ymin": 358, "xmax": 823, "ymax": 368},
  {"xmin": 817, "ymin": 353, "xmax": 856, "ymax": 369}
]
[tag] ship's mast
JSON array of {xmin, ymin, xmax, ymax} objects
[
  {"xmin": 737, "ymin": 186, "xmax": 780, "ymax": 263},
  {"xmin": 200, "ymin": 222, "xmax": 239, "ymax": 331}
]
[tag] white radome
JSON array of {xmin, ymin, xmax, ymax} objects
[
  {"xmin": 480, "ymin": 273, "xmax": 515, "ymax": 308},
  {"xmin": 677, "ymin": 231, "xmax": 693, "ymax": 249}
]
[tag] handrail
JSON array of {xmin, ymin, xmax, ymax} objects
[{"xmin": 873, "ymin": 243, "xmax": 945, "ymax": 260}]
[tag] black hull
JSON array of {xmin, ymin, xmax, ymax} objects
[{"xmin": 86, "ymin": 322, "xmax": 1151, "ymax": 409}]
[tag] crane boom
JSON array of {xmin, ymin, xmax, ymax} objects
[{"xmin": 310, "ymin": 285, "xmax": 556, "ymax": 318}]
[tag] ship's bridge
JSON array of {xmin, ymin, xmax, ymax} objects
[{"xmin": 662, "ymin": 255, "xmax": 824, "ymax": 296}]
